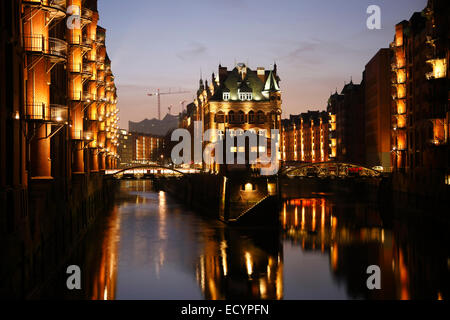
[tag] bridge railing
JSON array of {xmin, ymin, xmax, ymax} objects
[{"xmin": 280, "ymin": 162, "xmax": 383, "ymax": 178}]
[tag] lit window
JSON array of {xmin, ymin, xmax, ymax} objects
[
  {"xmin": 238, "ymin": 92, "xmax": 252, "ymax": 101},
  {"xmin": 259, "ymin": 146, "xmax": 266, "ymax": 152},
  {"xmin": 238, "ymin": 147, "xmax": 245, "ymax": 152},
  {"xmin": 243, "ymin": 183, "xmax": 255, "ymax": 192},
  {"xmin": 445, "ymin": 175, "xmax": 450, "ymax": 185},
  {"xmin": 223, "ymin": 92, "xmax": 230, "ymax": 101},
  {"xmin": 230, "ymin": 147, "xmax": 237, "ymax": 153}
]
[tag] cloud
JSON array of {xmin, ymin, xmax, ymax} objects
[{"xmin": 176, "ymin": 42, "xmax": 208, "ymax": 61}]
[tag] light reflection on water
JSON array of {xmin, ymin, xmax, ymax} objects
[{"xmin": 55, "ymin": 180, "xmax": 449, "ymax": 300}]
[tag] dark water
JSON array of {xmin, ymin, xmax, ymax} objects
[{"xmin": 49, "ymin": 180, "xmax": 449, "ymax": 300}]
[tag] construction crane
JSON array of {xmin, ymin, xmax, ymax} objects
[{"xmin": 147, "ymin": 88, "xmax": 190, "ymax": 120}]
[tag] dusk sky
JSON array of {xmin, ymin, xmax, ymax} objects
[{"xmin": 97, "ymin": 0, "xmax": 427, "ymax": 129}]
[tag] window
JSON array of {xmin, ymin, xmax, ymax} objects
[
  {"xmin": 228, "ymin": 111, "xmax": 235, "ymax": 124},
  {"xmin": 238, "ymin": 111, "xmax": 245, "ymax": 124},
  {"xmin": 238, "ymin": 91, "xmax": 252, "ymax": 101},
  {"xmin": 223, "ymin": 92, "xmax": 230, "ymax": 101},
  {"xmin": 248, "ymin": 111, "xmax": 255, "ymax": 124},
  {"xmin": 215, "ymin": 111, "xmax": 225, "ymax": 123}
]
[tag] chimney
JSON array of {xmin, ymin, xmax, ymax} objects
[
  {"xmin": 218, "ymin": 65, "xmax": 228, "ymax": 84},
  {"xmin": 257, "ymin": 67, "xmax": 265, "ymax": 82}
]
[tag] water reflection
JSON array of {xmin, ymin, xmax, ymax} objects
[
  {"xmin": 281, "ymin": 198, "xmax": 449, "ymax": 300},
  {"xmin": 196, "ymin": 227, "xmax": 283, "ymax": 300},
  {"xmin": 42, "ymin": 181, "xmax": 449, "ymax": 300}
]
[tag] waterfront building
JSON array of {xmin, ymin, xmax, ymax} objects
[
  {"xmin": 281, "ymin": 111, "xmax": 332, "ymax": 164},
  {"xmin": 0, "ymin": 0, "xmax": 119, "ymax": 297},
  {"xmin": 364, "ymin": 49, "xmax": 393, "ymax": 170},
  {"xmin": 327, "ymin": 81, "xmax": 366, "ymax": 165},
  {"xmin": 179, "ymin": 63, "xmax": 282, "ymax": 173},
  {"xmin": 390, "ymin": 0, "xmax": 449, "ymax": 190}
]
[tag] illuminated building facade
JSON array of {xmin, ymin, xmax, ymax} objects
[
  {"xmin": 118, "ymin": 129, "xmax": 164, "ymax": 166},
  {"xmin": 0, "ymin": 0, "xmax": 119, "ymax": 297},
  {"xmin": 364, "ymin": 48, "xmax": 393, "ymax": 170},
  {"xmin": 281, "ymin": 111, "xmax": 332, "ymax": 164},
  {"xmin": 327, "ymin": 81, "xmax": 366, "ymax": 165},
  {"xmin": 391, "ymin": 0, "xmax": 449, "ymax": 188},
  {"xmin": 180, "ymin": 63, "xmax": 282, "ymax": 172}
]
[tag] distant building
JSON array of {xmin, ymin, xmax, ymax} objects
[
  {"xmin": 281, "ymin": 111, "xmax": 332, "ymax": 164},
  {"xmin": 118, "ymin": 129, "xmax": 164, "ymax": 167},
  {"xmin": 364, "ymin": 48, "xmax": 393, "ymax": 170},
  {"xmin": 327, "ymin": 81, "xmax": 365, "ymax": 164},
  {"xmin": 129, "ymin": 114, "xmax": 179, "ymax": 137}
]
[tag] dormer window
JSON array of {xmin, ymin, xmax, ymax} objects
[
  {"xmin": 223, "ymin": 92, "xmax": 230, "ymax": 101},
  {"xmin": 238, "ymin": 91, "xmax": 252, "ymax": 101}
]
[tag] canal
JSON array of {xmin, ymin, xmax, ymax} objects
[{"xmin": 42, "ymin": 180, "xmax": 449, "ymax": 300}]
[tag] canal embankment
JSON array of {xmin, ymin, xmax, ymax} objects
[{"xmin": 0, "ymin": 174, "xmax": 118, "ymax": 299}]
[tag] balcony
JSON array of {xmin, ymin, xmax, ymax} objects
[
  {"xmin": 23, "ymin": 1, "xmax": 67, "ymax": 19},
  {"xmin": 81, "ymin": 8, "xmax": 94, "ymax": 25},
  {"xmin": 68, "ymin": 34, "xmax": 93, "ymax": 50},
  {"xmin": 23, "ymin": 35, "xmax": 67, "ymax": 62},
  {"xmin": 24, "ymin": 103, "xmax": 68, "ymax": 123},
  {"xmin": 69, "ymin": 63, "xmax": 82, "ymax": 73},
  {"xmin": 83, "ymin": 92, "xmax": 97, "ymax": 103},
  {"xmin": 82, "ymin": 63, "xmax": 93, "ymax": 78},
  {"xmin": 96, "ymin": 29, "xmax": 106, "ymax": 45},
  {"xmin": 72, "ymin": 130, "xmax": 94, "ymax": 141},
  {"xmin": 70, "ymin": 91, "xmax": 82, "ymax": 101}
]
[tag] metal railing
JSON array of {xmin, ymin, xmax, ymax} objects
[
  {"xmin": 69, "ymin": 63, "xmax": 82, "ymax": 73},
  {"xmin": 68, "ymin": 34, "xmax": 93, "ymax": 47},
  {"xmin": 70, "ymin": 91, "xmax": 82, "ymax": 101},
  {"xmin": 82, "ymin": 63, "xmax": 93, "ymax": 77},
  {"xmin": 23, "ymin": 35, "xmax": 67, "ymax": 60},
  {"xmin": 23, "ymin": 0, "xmax": 66, "ymax": 11},
  {"xmin": 25, "ymin": 103, "xmax": 68, "ymax": 122},
  {"xmin": 81, "ymin": 7, "xmax": 94, "ymax": 21},
  {"xmin": 83, "ymin": 92, "xmax": 97, "ymax": 102},
  {"xmin": 72, "ymin": 130, "xmax": 93, "ymax": 141}
]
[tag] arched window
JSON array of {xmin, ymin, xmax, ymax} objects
[
  {"xmin": 238, "ymin": 111, "xmax": 245, "ymax": 124},
  {"xmin": 215, "ymin": 111, "xmax": 225, "ymax": 123},
  {"xmin": 248, "ymin": 111, "xmax": 255, "ymax": 124},
  {"xmin": 228, "ymin": 111, "xmax": 235, "ymax": 124}
]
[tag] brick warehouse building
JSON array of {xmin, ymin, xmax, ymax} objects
[
  {"xmin": 281, "ymin": 111, "xmax": 332, "ymax": 164},
  {"xmin": 364, "ymin": 48, "xmax": 393, "ymax": 170},
  {"xmin": 327, "ymin": 81, "xmax": 366, "ymax": 165},
  {"xmin": 179, "ymin": 63, "xmax": 282, "ymax": 173},
  {"xmin": 390, "ymin": 0, "xmax": 450, "ymax": 199},
  {"xmin": 0, "ymin": 0, "xmax": 119, "ymax": 297}
]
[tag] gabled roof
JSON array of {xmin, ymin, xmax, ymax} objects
[
  {"xmin": 264, "ymin": 70, "xmax": 280, "ymax": 92},
  {"xmin": 238, "ymin": 80, "xmax": 252, "ymax": 93}
]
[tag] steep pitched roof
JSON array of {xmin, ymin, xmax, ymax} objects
[{"xmin": 264, "ymin": 70, "xmax": 280, "ymax": 92}]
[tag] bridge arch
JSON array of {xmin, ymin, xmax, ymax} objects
[
  {"xmin": 108, "ymin": 165, "xmax": 188, "ymax": 177},
  {"xmin": 280, "ymin": 161, "xmax": 382, "ymax": 178}
]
